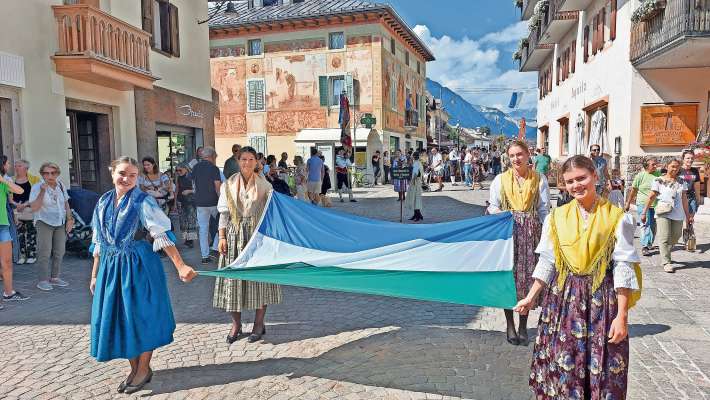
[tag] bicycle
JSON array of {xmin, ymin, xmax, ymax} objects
[{"xmin": 351, "ymin": 166, "xmax": 375, "ymax": 188}]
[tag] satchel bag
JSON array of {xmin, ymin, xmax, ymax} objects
[
  {"xmin": 655, "ymin": 200, "xmax": 673, "ymax": 215},
  {"xmin": 683, "ymin": 225, "xmax": 697, "ymax": 251}
]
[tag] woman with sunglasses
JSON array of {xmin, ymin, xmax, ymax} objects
[{"xmin": 29, "ymin": 162, "xmax": 74, "ymax": 292}]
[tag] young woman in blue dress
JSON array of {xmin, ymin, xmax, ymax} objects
[{"xmin": 89, "ymin": 157, "xmax": 197, "ymax": 394}]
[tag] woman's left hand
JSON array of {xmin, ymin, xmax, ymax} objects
[
  {"xmin": 608, "ymin": 316, "xmax": 628, "ymax": 344},
  {"xmin": 178, "ymin": 265, "xmax": 197, "ymax": 283},
  {"xmin": 687, "ymin": 215, "xmax": 694, "ymax": 225},
  {"xmin": 65, "ymin": 219, "xmax": 74, "ymax": 233}
]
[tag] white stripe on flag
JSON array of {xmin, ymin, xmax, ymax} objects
[{"xmin": 229, "ymin": 232, "xmax": 514, "ymax": 273}]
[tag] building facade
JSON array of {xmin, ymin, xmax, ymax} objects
[
  {"xmin": 0, "ymin": 0, "xmax": 214, "ymax": 193},
  {"xmin": 208, "ymin": 0, "xmax": 434, "ymax": 173},
  {"xmin": 516, "ymin": 0, "xmax": 710, "ymax": 181}
]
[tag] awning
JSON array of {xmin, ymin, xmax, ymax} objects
[{"xmin": 295, "ymin": 128, "xmax": 371, "ymax": 145}]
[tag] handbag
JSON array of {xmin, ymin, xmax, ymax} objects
[
  {"xmin": 655, "ymin": 200, "xmax": 673, "ymax": 215},
  {"xmin": 683, "ymin": 224, "xmax": 697, "ymax": 251},
  {"xmin": 14, "ymin": 207, "xmax": 34, "ymax": 221}
]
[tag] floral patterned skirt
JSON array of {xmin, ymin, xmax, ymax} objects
[
  {"xmin": 512, "ymin": 211, "xmax": 542, "ymax": 302},
  {"xmin": 178, "ymin": 201, "xmax": 198, "ymax": 241},
  {"xmin": 530, "ymin": 270, "xmax": 629, "ymax": 400}
]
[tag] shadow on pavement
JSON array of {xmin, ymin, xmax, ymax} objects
[
  {"xmin": 628, "ymin": 323, "xmax": 671, "ymax": 338},
  {"xmin": 147, "ymin": 326, "xmax": 533, "ymax": 399}
]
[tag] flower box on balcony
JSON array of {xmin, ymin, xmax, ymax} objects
[{"xmin": 631, "ymin": 0, "xmax": 667, "ymax": 23}]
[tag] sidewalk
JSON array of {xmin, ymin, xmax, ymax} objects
[{"xmin": 0, "ymin": 184, "xmax": 708, "ymax": 399}]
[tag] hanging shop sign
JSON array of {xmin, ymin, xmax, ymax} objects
[{"xmin": 640, "ymin": 104, "xmax": 697, "ymax": 147}]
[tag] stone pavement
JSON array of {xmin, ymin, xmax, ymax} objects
[{"xmin": 1, "ymin": 183, "xmax": 709, "ymax": 400}]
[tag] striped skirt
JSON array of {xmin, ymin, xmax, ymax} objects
[{"xmin": 212, "ymin": 217, "xmax": 282, "ymax": 312}]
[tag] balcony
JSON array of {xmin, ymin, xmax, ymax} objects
[
  {"xmin": 538, "ymin": 0, "xmax": 579, "ymax": 45},
  {"xmin": 630, "ymin": 0, "xmax": 710, "ymax": 69},
  {"xmin": 519, "ymin": 26, "xmax": 555, "ymax": 72},
  {"xmin": 558, "ymin": 0, "xmax": 595, "ymax": 12},
  {"xmin": 51, "ymin": 4, "xmax": 158, "ymax": 90},
  {"xmin": 520, "ymin": 0, "xmax": 542, "ymax": 20},
  {"xmin": 405, "ymin": 109, "xmax": 420, "ymax": 128}
]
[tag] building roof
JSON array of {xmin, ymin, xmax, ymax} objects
[{"xmin": 208, "ymin": 0, "xmax": 435, "ymax": 61}]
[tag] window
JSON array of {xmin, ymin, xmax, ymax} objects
[
  {"xmin": 331, "ymin": 76, "xmax": 345, "ymax": 106},
  {"xmin": 329, "ymin": 32, "xmax": 345, "ymax": 50},
  {"xmin": 141, "ymin": 0, "xmax": 180, "ymax": 56},
  {"xmin": 390, "ymin": 76, "xmax": 398, "ymax": 110},
  {"xmin": 390, "ymin": 38, "xmax": 396, "ymax": 55},
  {"xmin": 405, "ymin": 52, "xmax": 410, "ymax": 66},
  {"xmin": 248, "ymin": 39, "xmax": 262, "ymax": 56},
  {"xmin": 318, "ymin": 75, "xmax": 353, "ymax": 107},
  {"xmin": 559, "ymin": 118, "xmax": 570, "ymax": 156},
  {"xmin": 389, "ymin": 136, "xmax": 400, "ymax": 154},
  {"xmin": 247, "ymin": 79, "xmax": 265, "ymax": 112}
]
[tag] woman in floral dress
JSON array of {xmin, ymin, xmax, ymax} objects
[
  {"xmin": 515, "ymin": 155, "xmax": 642, "ymax": 400},
  {"xmin": 488, "ymin": 140, "xmax": 550, "ymax": 346}
]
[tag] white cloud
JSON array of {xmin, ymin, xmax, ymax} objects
[{"xmin": 414, "ymin": 23, "xmax": 538, "ymax": 114}]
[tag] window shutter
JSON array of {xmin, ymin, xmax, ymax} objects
[
  {"xmin": 169, "ymin": 3, "xmax": 180, "ymax": 57},
  {"xmin": 600, "ymin": 7, "xmax": 606, "ymax": 49},
  {"xmin": 248, "ymin": 80, "xmax": 265, "ymax": 111},
  {"xmin": 319, "ymin": 76, "xmax": 329, "ymax": 106},
  {"xmin": 583, "ymin": 26, "xmax": 589, "ymax": 62},
  {"xmin": 571, "ymin": 40, "xmax": 576, "ymax": 73},
  {"xmin": 556, "ymin": 57, "xmax": 560, "ymax": 86},
  {"xmin": 142, "ymin": 0, "xmax": 154, "ymax": 45},
  {"xmin": 419, "ymin": 94, "xmax": 425, "ymax": 120},
  {"xmin": 610, "ymin": 0, "xmax": 617, "ymax": 41},
  {"xmin": 345, "ymin": 74, "xmax": 354, "ymax": 105},
  {"xmin": 592, "ymin": 16, "xmax": 598, "ymax": 54}
]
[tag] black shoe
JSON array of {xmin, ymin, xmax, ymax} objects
[
  {"xmin": 247, "ymin": 326, "xmax": 266, "ymax": 343},
  {"xmin": 226, "ymin": 327, "xmax": 243, "ymax": 344},
  {"xmin": 201, "ymin": 257, "xmax": 211, "ymax": 265},
  {"xmin": 184, "ymin": 240, "xmax": 194, "ymax": 248},
  {"xmin": 124, "ymin": 370, "xmax": 153, "ymax": 394},
  {"xmin": 349, "ymin": 199, "xmax": 357, "ymax": 202},
  {"xmin": 506, "ymin": 327, "xmax": 519, "ymax": 346},
  {"xmin": 117, "ymin": 373, "xmax": 135, "ymax": 393},
  {"xmin": 3, "ymin": 291, "xmax": 30, "ymax": 301},
  {"xmin": 409, "ymin": 215, "xmax": 417, "ymax": 221},
  {"xmin": 517, "ymin": 328, "xmax": 529, "ymax": 346}
]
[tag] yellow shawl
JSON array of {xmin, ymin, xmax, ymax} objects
[
  {"xmin": 500, "ymin": 169, "xmax": 541, "ymax": 213},
  {"xmin": 550, "ymin": 198, "xmax": 642, "ymax": 308}
]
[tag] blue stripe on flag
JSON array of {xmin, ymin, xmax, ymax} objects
[{"xmin": 258, "ymin": 193, "xmax": 513, "ymax": 253}]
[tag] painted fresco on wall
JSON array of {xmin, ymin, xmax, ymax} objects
[
  {"xmin": 267, "ymin": 111, "xmax": 327, "ymax": 134},
  {"xmin": 264, "ymin": 53, "xmax": 326, "ymax": 111},
  {"xmin": 211, "ymin": 59, "xmax": 248, "ymax": 136},
  {"xmin": 347, "ymin": 35, "xmax": 373, "ymax": 48},
  {"xmin": 346, "ymin": 49, "xmax": 373, "ymax": 106},
  {"xmin": 210, "ymin": 46, "xmax": 246, "ymax": 58},
  {"xmin": 264, "ymin": 38, "xmax": 326, "ymax": 53},
  {"xmin": 382, "ymin": 54, "xmax": 425, "ymax": 133}
]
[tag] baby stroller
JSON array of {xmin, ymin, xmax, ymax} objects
[{"xmin": 66, "ymin": 187, "xmax": 100, "ymax": 259}]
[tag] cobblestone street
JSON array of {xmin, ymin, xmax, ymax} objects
[{"xmin": 1, "ymin": 184, "xmax": 709, "ymax": 400}]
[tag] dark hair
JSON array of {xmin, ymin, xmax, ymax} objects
[
  {"xmin": 681, "ymin": 150, "xmax": 694, "ymax": 160},
  {"xmin": 560, "ymin": 155, "xmax": 596, "ymax": 175},
  {"xmin": 141, "ymin": 157, "xmax": 159, "ymax": 174},
  {"xmin": 665, "ymin": 158, "xmax": 681, "ymax": 168},
  {"xmin": 266, "ymin": 154, "xmax": 276, "ymax": 165},
  {"xmin": 310, "ymin": 147, "xmax": 318, "ymax": 156},
  {"xmin": 0, "ymin": 155, "xmax": 7, "ymax": 175},
  {"xmin": 239, "ymin": 146, "xmax": 258, "ymax": 160},
  {"xmin": 642, "ymin": 157, "xmax": 657, "ymax": 169}
]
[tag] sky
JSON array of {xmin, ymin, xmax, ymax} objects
[{"xmin": 379, "ymin": 0, "xmax": 538, "ymax": 111}]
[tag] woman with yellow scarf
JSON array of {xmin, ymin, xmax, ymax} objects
[
  {"xmin": 488, "ymin": 140, "xmax": 550, "ymax": 346},
  {"xmin": 515, "ymin": 155, "xmax": 642, "ymax": 399}
]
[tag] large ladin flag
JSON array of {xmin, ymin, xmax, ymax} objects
[{"xmin": 200, "ymin": 193, "xmax": 517, "ymax": 309}]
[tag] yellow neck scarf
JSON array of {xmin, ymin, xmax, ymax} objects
[
  {"xmin": 550, "ymin": 197, "xmax": 642, "ymax": 308},
  {"xmin": 500, "ymin": 168, "xmax": 540, "ymax": 213}
]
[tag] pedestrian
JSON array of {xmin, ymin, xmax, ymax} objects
[
  {"xmin": 0, "ymin": 155, "xmax": 29, "ymax": 307},
  {"xmin": 383, "ymin": 151, "xmax": 391, "ymax": 184},
  {"xmin": 608, "ymin": 168, "xmax": 625, "ymax": 208},
  {"xmin": 641, "ymin": 158, "xmax": 693, "ymax": 273},
  {"xmin": 139, "ymin": 157, "xmax": 173, "ymax": 215},
  {"xmin": 278, "ymin": 152, "xmax": 289, "ymax": 182},
  {"xmin": 29, "ymin": 162, "xmax": 73, "ymax": 292},
  {"xmin": 491, "ymin": 145, "xmax": 502, "ymax": 175},
  {"xmin": 175, "ymin": 164, "xmax": 197, "ymax": 248},
  {"xmin": 335, "ymin": 148, "xmax": 356, "ymax": 203},
  {"xmin": 214, "ymin": 146, "xmax": 282, "ymax": 344},
  {"xmin": 430, "ymin": 147, "xmax": 444, "ymax": 192},
  {"xmin": 405, "ymin": 151, "xmax": 424, "ymax": 221},
  {"xmin": 625, "ymin": 157, "xmax": 660, "ymax": 256},
  {"xmin": 188, "ymin": 146, "xmax": 204, "ymax": 170},
  {"xmin": 293, "ymin": 156, "xmax": 307, "ymax": 201},
  {"xmin": 392, "ymin": 149, "xmax": 408, "ymax": 202},
  {"xmin": 223, "ymin": 144, "xmax": 242, "ymax": 180},
  {"xmin": 449, "ymin": 147, "xmax": 459, "ymax": 185},
  {"xmin": 533, "ymin": 147, "xmax": 552, "ymax": 179},
  {"xmin": 320, "ymin": 155, "xmax": 332, "ymax": 207},
  {"xmin": 371, "ymin": 150, "xmax": 381, "ymax": 185},
  {"xmin": 487, "ymin": 140, "xmax": 550, "ymax": 346},
  {"xmin": 589, "ymin": 144, "xmax": 610, "ymax": 195},
  {"xmin": 265, "ymin": 155, "xmax": 291, "ymax": 196},
  {"xmin": 89, "ymin": 157, "xmax": 196, "ymax": 394},
  {"xmin": 463, "ymin": 148, "xmax": 473, "ymax": 187},
  {"xmin": 11, "ymin": 159, "xmax": 40, "ymax": 265},
  {"xmin": 680, "ymin": 150, "xmax": 702, "ymax": 216},
  {"xmin": 192, "ymin": 147, "xmax": 222, "ymax": 264},
  {"xmin": 305, "ymin": 147, "xmax": 324, "ymax": 205},
  {"xmin": 514, "ymin": 155, "xmax": 641, "ymax": 400}
]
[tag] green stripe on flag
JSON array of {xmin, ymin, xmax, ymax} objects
[{"xmin": 198, "ymin": 263, "xmax": 517, "ymax": 309}]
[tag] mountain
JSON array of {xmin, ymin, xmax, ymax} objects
[{"xmin": 426, "ymin": 79, "xmax": 537, "ymax": 140}]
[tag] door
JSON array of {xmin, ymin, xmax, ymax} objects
[{"xmin": 66, "ymin": 111, "xmax": 100, "ymax": 192}]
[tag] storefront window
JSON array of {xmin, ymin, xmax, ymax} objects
[{"xmin": 157, "ymin": 131, "xmax": 194, "ymax": 174}]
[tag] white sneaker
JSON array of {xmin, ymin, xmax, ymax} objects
[
  {"xmin": 37, "ymin": 281, "xmax": 53, "ymax": 291},
  {"xmin": 50, "ymin": 278, "xmax": 69, "ymax": 287},
  {"xmin": 26, "ymin": 258, "xmax": 36, "ymax": 264},
  {"xmin": 663, "ymin": 264, "xmax": 676, "ymax": 273},
  {"xmin": 16, "ymin": 257, "xmax": 26, "ymax": 265}
]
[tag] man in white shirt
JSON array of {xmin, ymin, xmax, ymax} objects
[
  {"xmin": 430, "ymin": 148, "xmax": 444, "ymax": 192},
  {"xmin": 448, "ymin": 148, "xmax": 459, "ymax": 185}
]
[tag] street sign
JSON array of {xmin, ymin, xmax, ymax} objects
[
  {"xmin": 360, "ymin": 113, "xmax": 376, "ymax": 128},
  {"xmin": 391, "ymin": 166, "xmax": 411, "ymax": 184}
]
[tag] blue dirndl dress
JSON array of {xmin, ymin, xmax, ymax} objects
[{"xmin": 90, "ymin": 188, "xmax": 177, "ymax": 362}]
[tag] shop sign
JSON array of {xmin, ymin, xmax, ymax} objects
[
  {"xmin": 177, "ymin": 104, "xmax": 204, "ymax": 119},
  {"xmin": 640, "ymin": 104, "xmax": 697, "ymax": 147}
]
